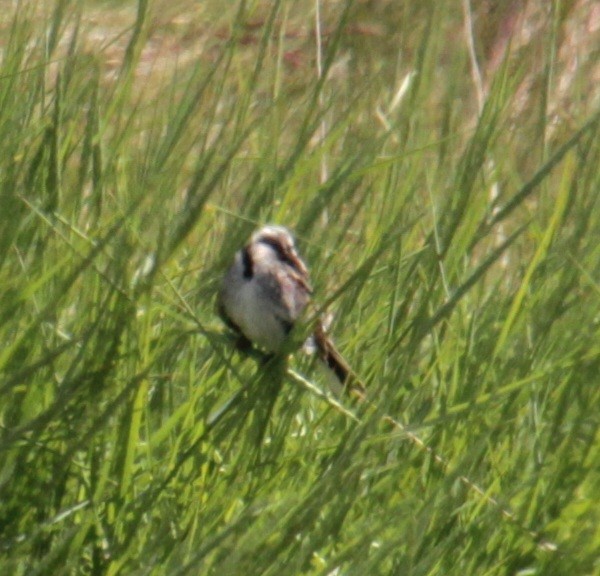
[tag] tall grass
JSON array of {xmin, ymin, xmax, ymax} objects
[{"xmin": 1, "ymin": 0, "xmax": 599, "ymax": 574}]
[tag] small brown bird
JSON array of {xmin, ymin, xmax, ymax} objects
[{"xmin": 218, "ymin": 225, "xmax": 365, "ymax": 397}]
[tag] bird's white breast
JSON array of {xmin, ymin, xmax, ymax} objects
[
  {"xmin": 229, "ymin": 274, "xmax": 288, "ymax": 351},
  {"xmin": 221, "ymin": 249, "xmax": 289, "ymax": 352}
]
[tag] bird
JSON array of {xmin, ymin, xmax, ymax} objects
[{"xmin": 218, "ymin": 225, "xmax": 365, "ymax": 397}]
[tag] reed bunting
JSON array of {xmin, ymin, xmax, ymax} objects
[{"xmin": 218, "ymin": 225, "xmax": 364, "ymax": 397}]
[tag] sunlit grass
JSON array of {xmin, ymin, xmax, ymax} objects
[{"xmin": 1, "ymin": 1, "xmax": 599, "ymax": 574}]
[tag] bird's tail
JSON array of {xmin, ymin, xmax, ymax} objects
[{"xmin": 312, "ymin": 318, "xmax": 366, "ymax": 399}]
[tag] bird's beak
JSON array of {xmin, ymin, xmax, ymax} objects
[{"xmin": 288, "ymin": 249, "xmax": 312, "ymax": 293}]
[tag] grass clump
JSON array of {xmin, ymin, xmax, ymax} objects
[{"xmin": 1, "ymin": 0, "xmax": 599, "ymax": 574}]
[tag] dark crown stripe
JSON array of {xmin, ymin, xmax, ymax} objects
[{"xmin": 258, "ymin": 237, "xmax": 302, "ymax": 272}]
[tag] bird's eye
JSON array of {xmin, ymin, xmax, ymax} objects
[{"xmin": 259, "ymin": 237, "xmax": 302, "ymax": 270}]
